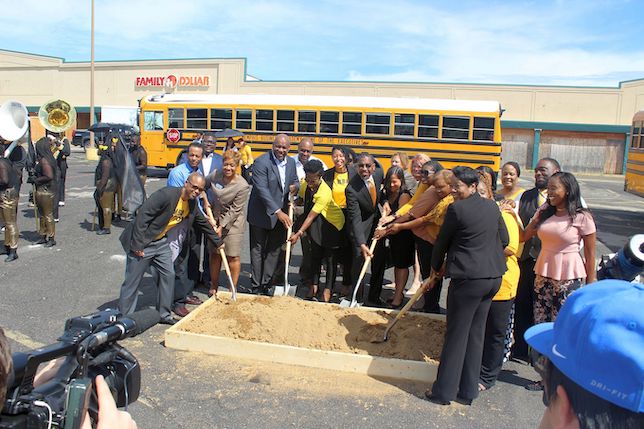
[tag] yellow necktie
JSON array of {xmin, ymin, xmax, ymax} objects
[
  {"xmin": 538, "ymin": 190, "xmax": 546, "ymax": 207},
  {"xmin": 369, "ymin": 178, "xmax": 376, "ymax": 206}
]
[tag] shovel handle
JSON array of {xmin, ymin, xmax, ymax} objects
[
  {"xmin": 350, "ymin": 238, "xmax": 379, "ymax": 306},
  {"xmin": 283, "ymin": 195, "xmax": 295, "ymax": 296},
  {"xmin": 383, "ymin": 271, "xmax": 441, "ymax": 340},
  {"xmin": 219, "ymin": 247, "xmax": 237, "ymax": 301}
]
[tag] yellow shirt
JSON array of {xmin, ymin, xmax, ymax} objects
[
  {"xmin": 419, "ymin": 194, "xmax": 454, "ymax": 243},
  {"xmin": 239, "ymin": 145, "xmax": 253, "ymax": 166},
  {"xmin": 156, "ymin": 198, "xmax": 190, "ymax": 240},
  {"xmin": 396, "ymin": 182, "xmax": 429, "ymax": 216},
  {"xmin": 331, "ymin": 171, "xmax": 349, "ymax": 208},
  {"xmin": 299, "ymin": 180, "xmax": 345, "ymax": 231},
  {"xmin": 494, "ymin": 210, "xmax": 520, "ymax": 301}
]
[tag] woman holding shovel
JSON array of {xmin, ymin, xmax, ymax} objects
[{"xmin": 203, "ymin": 151, "xmax": 250, "ymax": 297}]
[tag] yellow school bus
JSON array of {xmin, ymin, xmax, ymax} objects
[
  {"xmin": 138, "ymin": 93, "xmax": 503, "ymax": 171},
  {"xmin": 626, "ymin": 111, "xmax": 644, "ymax": 196}
]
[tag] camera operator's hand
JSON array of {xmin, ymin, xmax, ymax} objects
[{"xmin": 81, "ymin": 375, "xmax": 137, "ymax": 429}]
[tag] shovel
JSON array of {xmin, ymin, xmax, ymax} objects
[
  {"xmin": 339, "ymin": 238, "xmax": 378, "ymax": 308},
  {"xmin": 273, "ymin": 194, "xmax": 296, "ymax": 297},
  {"xmin": 219, "ymin": 246, "xmax": 237, "ymax": 301},
  {"xmin": 373, "ymin": 271, "xmax": 441, "ymax": 343}
]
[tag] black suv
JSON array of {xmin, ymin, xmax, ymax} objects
[{"xmin": 71, "ymin": 129, "xmax": 91, "ymax": 148}]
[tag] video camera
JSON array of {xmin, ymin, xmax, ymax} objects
[{"xmin": 1, "ymin": 308, "xmax": 158, "ymax": 429}]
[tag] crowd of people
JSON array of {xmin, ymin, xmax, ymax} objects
[{"xmin": 2, "ymin": 128, "xmax": 643, "ymax": 426}]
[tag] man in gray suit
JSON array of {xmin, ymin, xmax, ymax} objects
[{"xmin": 246, "ymin": 134, "xmax": 299, "ymax": 294}]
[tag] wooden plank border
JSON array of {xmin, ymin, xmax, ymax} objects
[{"xmin": 165, "ymin": 293, "xmax": 443, "ymax": 383}]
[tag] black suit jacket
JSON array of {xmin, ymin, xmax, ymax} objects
[
  {"xmin": 431, "ymin": 193, "xmax": 508, "ymax": 279},
  {"xmin": 119, "ymin": 186, "xmax": 220, "ymax": 254},
  {"xmin": 517, "ymin": 187, "xmax": 542, "ymax": 261},
  {"xmin": 345, "ymin": 169, "xmax": 384, "ymax": 249}
]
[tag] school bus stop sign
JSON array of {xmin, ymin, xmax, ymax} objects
[{"xmin": 166, "ymin": 128, "xmax": 181, "ymax": 143}]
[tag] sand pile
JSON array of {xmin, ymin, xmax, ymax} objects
[{"xmin": 179, "ymin": 295, "xmax": 445, "ymax": 362}]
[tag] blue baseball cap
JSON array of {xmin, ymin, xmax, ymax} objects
[{"xmin": 524, "ymin": 279, "xmax": 643, "ymax": 412}]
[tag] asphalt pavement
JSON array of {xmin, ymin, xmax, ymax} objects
[{"xmin": 1, "ymin": 147, "xmax": 641, "ymax": 428}]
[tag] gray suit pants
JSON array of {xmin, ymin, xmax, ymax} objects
[
  {"xmin": 119, "ymin": 237, "xmax": 174, "ymax": 319},
  {"xmin": 249, "ymin": 223, "xmax": 286, "ymax": 291}
]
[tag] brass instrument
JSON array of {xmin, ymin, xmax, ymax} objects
[
  {"xmin": 38, "ymin": 99, "xmax": 76, "ymax": 133},
  {"xmin": 0, "ymin": 100, "xmax": 29, "ymax": 154}
]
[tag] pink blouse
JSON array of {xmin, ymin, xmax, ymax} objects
[{"xmin": 535, "ymin": 210, "xmax": 596, "ymax": 281}]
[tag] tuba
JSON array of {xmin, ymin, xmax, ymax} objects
[
  {"xmin": 0, "ymin": 100, "xmax": 29, "ymax": 157},
  {"xmin": 38, "ymin": 99, "xmax": 76, "ymax": 133}
]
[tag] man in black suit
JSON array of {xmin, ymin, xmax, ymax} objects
[
  {"xmin": 246, "ymin": 134, "xmax": 299, "ymax": 294},
  {"xmin": 118, "ymin": 172, "xmax": 220, "ymax": 325},
  {"xmin": 512, "ymin": 157, "xmax": 560, "ymax": 361},
  {"xmin": 345, "ymin": 152, "xmax": 384, "ymax": 306},
  {"xmin": 427, "ymin": 166, "xmax": 508, "ymax": 405}
]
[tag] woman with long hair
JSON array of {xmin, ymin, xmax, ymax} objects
[
  {"xmin": 368, "ymin": 166, "xmax": 413, "ymax": 307},
  {"xmin": 204, "ymin": 151, "xmax": 250, "ymax": 297},
  {"xmin": 391, "ymin": 151, "xmax": 417, "ymax": 194},
  {"xmin": 29, "ymin": 138, "xmax": 58, "ymax": 247},
  {"xmin": 507, "ymin": 171, "xmax": 596, "ymax": 390},
  {"xmin": 235, "ymin": 137, "xmax": 253, "ymax": 182}
]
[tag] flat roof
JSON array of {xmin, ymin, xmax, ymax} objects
[{"xmin": 143, "ymin": 93, "xmax": 501, "ymax": 113}]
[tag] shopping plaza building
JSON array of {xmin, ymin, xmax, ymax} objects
[{"xmin": 1, "ymin": 48, "xmax": 643, "ymax": 174}]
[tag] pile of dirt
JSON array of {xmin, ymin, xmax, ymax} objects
[{"xmin": 179, "ymin": 296, "xmax": 445, "ymax": 362}]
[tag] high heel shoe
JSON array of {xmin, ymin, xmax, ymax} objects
[{"xmin": 424, "ymin": 390, "xmax": 450, "ymax": 405}]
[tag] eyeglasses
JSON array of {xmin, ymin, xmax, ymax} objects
[
  {"xmin": 187, "ymin": 181, "xmax": 204, "ymax": 192},
  {"xmin": 357, "ymin": 163, "xmax": 373, "ymax": 168}
]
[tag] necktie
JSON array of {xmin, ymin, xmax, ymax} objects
[
  {"xmin": 368, "ymin": 178, "xmax": 376, "ymax": 206},
  {"xmin": 538, "ymin": 190, "xmax": 546, "ymax": 207}
]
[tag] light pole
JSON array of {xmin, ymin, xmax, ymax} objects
[{"xmin": 87, "ymin": 0, "xmax": 98, "ymax": 160}]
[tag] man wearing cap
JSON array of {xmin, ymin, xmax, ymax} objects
[{"xmin": 525, "ymin": 279, "xmax": 643, "ymax": 428}]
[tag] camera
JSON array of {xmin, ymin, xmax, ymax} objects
[
  {"xmin": 1, "ymin": 308, "xmax": 158, "ymax": 429},
  {"xmin": 597, "ymin": 234, "xmax": 644, "ymax": 282}
]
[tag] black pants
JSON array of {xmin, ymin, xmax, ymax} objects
[
  {"xmin": 480, "ymin": 298, "xmax": 514, "ymax": 389},
  {"xmin": 415, "ymin": 236, "xmax": 442, "ymax": 312},
  {"xmin": 249, "ymin": 222, "xmax": 286, "ymax": 291},
  {"xmin": 512, "ymin": 259, "xmax": 536, "ymax": 359},
  {"xmin": 310, "ymin": 240, "xmax": 335, "ymax": 293},
  {"xmin": 431, "ymin": 277, "xmax": 501, "ymax": 402}
]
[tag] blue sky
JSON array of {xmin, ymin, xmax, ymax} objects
[{"xmin": 1, "ymin": 0, "xmax": 643, "ymax": 86}]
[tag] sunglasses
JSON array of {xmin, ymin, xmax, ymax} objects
[
  {"xmin": 187, "ymin": 181, "xmax": 205, "ymax": 192},
  {"xmin": 422, "ymin": 170, "xmax": 435, "ymax": 176}
]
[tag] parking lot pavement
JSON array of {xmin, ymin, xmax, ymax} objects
[{"xmin": 2, "ymin": 151, "xmax": 640, "ymax": 428}]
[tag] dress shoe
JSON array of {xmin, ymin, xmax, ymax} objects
[
  {"xmin": 424, "ymin": 390, "xmax": 450, "ymax": 405},
  {"xmin": 159, "ymin": 316, "xmax": 177, "ymax": 325},
  {"xmin": 4, "ymin": 249, "xmax": 18, "ymax": 262},
  {"xmin": 44, "ymin": 238, "xmax": 56, "ymax": 248},
  {"xmin": 173, "ymin": 304, "xmax": 190, "ymax": 317},
  {"xmin": 237, "ymin": 285, "xmax": 258, "ymax": 295},
  {"xmin": 456, "ymin": 395, "xmax": 473, "ymax": 406},
  {"xmin": 185, "ymin": 295, "xmax": 203, "ymax": 305},
  {"xmin": 96, "ymin": 228, "xmax": 111, "ymax": 235},
  {"xmin": 36, "ymin": 237, "xmax": 47, "ymax": 245}
]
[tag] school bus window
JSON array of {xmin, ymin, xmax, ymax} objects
[
  {"xmin": 320, "ymin": 111, "xmax": 339, "ymax": 133},
  {"xmin": 256, "ymin": 109, "xmax": 274, "ymax": 131},
  {"xmin": 366, "ymin": 113, "xmax": 390, "ymax": 135},
  {"xmin": 186, "ymin": 108, "xmax": 208, "ymax": 129},
  {"xmin": 168, "ymin": 108, "xmax": 184, "ymax": 128},
  {"xmin": 343, "ymin": 112, "xmax": 362, "ymax": 135},
  {"xmin": 211, "ymin": 108, "xmax": 232, "ymax": 130},
  {"xmin": 473, "ymin": 117, "xmax": 495, "ymax": 141},
  {"xmin": 277, "ymin": 110, "xmax": 295, "ymax": 132},
  {"xmin": 144, "ymin": 111, "xmax": 164, "ymax": 131},
  {"xmin": 235, "ymin": 109, "xmax": 252, "ymax": 130},
  {"xmin": 418, "ymin": 114, "xmax": 439, "ymax": 138},
  {"xmin": 394, "ymin": 113, "xmax": 414, "ymax": 136},
  {"xmin": 442, "ymin": 116, "xmax": 470, "ymax": 140},
  {"xmin": 298, "ymin": 111, "xmax": 317, "ymax": 133}
]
